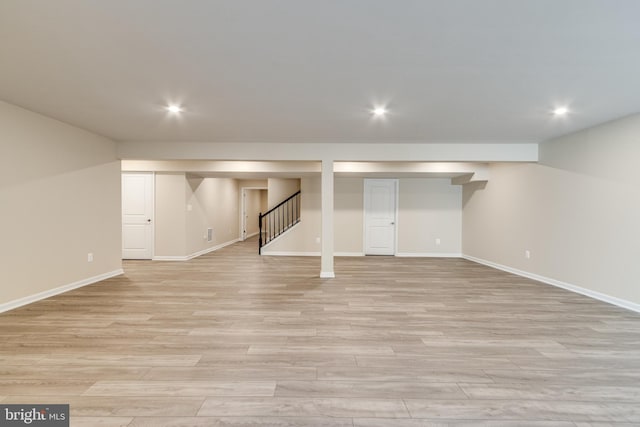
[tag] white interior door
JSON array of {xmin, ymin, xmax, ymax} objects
[
  {"xmin": 364, "ymin": 179, "xmax": 397, "ymax": 255},
  {"xmin": 122, "ymin": 173, "xmax": 154, "ymax": 259},
  {"xmin": 241, "ymin": 190, "xmax": 247, "ymax": 241}
]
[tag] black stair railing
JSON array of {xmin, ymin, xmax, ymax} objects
[{"xmin": 259, "ymin": 190, "xmax": 301, "ymax": 254}]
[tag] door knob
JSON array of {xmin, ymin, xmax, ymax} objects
[
  {"xmin": 147, "ymin": 219, "xmax": 151, "ymax": 223},
  {"xmin": 390, "ymin": 222, "xmax": 395, "ymax": 225}
]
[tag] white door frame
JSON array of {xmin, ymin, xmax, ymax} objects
[
  {"xmin": 239, "ymin": 186, "xmax": 267, "ymax": 241},
  {"xmin": 363, "ymin": 178, "xmax": 398, "ymax": 256},
  {"xmin": 122, "ymin": 172, "xmax": 155, "ymax": 259}
]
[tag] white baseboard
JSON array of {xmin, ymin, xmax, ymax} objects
[
  {"xmin": 244, "ymin": 231, "xmax": 259, "ymax": 239},
  {"xmin": 262, "ymin": 252, "xmax": 461, "ymax": 258},
  {"xmin": 153, "ymin": 238, "xmax": 240, "ymax": 261},
  {"xmin": 153, "ymin": 255, "xmax": 190, "ymax": 261},
  {"xmin": 261, "ymin": 251, "xmax": 320, "ymax": 257},
  {"xmin": 262, "ymin": 251, "xmax": 364, "ymax": 257},
  {"xmin": 320, "ymin": 271, "xmax": 336, "ymax": 278},
  {"xmin": 463, "ymin": 254, "xmax": 640, "ymax": 313},
  {"xmin": 0, "ymin": 269, "xmax": 124, "ymax": 314},
  {"xmin": 187, "ymin": 238, "xmax": 240, "ymax": 259},
  {"xmin": 396, "ymin": 252, "xmax": 462, "ymax": 258}
]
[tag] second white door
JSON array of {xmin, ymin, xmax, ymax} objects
[
  {"xmin": 122, "ymin": 172, "xmax": 154, "ymax": 259},
  {"xmin": 364, "ymin": 179, "xmax": 397, "ymax": 255}
]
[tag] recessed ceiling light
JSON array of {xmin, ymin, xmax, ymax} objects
[
  {"xmin": 372, "ymin": 106, "xmax": 388, "ymax": 117},
  {"xmin": 167, "ymin": 104, "xmax": 182, "ymax": 114},
  {"xmin": 552, "ymin": 106, "xmax": 569, "ymax": 116}
]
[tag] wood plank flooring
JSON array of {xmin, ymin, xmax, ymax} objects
[{"xmin": 1, "ymin": 237, "xmax": 640, "ymax": 426}]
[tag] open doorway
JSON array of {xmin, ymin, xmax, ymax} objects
[{"xmin": 240, "ymin": 187, "xmax": 267, "ymax": 241}]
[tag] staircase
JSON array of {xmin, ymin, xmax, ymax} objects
[{"xmin": 258, "ymin": 190, "xmax": 301, "ymax": 254}]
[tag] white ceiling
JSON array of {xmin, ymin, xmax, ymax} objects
[{"xmin": 1, "ymin": 0, "xmax": 639, "ymax": 144}]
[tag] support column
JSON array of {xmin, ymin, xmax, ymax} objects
[{"xmin": 320, "ymin": 159, "xmax": 335, "ymax": 278}]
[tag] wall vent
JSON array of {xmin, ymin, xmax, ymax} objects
[{"xmin": 207, "ymin": 228, "xmax": 213, "ymax": 242}]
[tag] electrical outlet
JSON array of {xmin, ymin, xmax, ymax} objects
[
  {"xmin": 315, "ymin": 237, "xmax": 321, "ymax": 244},
  {"xmin": 87, "ymin": 253, "xmax": 94, "ymax": 262},
  {"xmin": 525, "ymin": 250, "xmax": 531, "ymax": 259},
  {"xmin": 435, "ymin": 238, "xmax": 441, "ymax": 245}
]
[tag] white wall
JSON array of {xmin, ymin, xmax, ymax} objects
[
  {"xmin": 237, "ymin": 179, "xmax": 268, "ymax": 188},
  {"xmin": 260, "ymin": 190, "xmax": 268, "ymax": 214},
  {"xmin": 263, "ymin": 177, "xmax": 463, "ymax": 256},
  {"xmin": 186, "ymin": 176, "xmax": 239, "ymax": 255},
  {"xmin": 0, "ymin": 101, "xmax": 121, "ymax": 309},
  {"xmin": 155, "ymin": 173, "xmax": 187, "ymax": 257},
  {"xmin": 462, "ymin": 114, "xmax": 640, "ymax": 308},
  {"xmin": 334, "ymin": 178, "xmax": 364, "ymax": 254},
  {"xmin": 398, "ymin": 179, "xmax": 462, "ymax": 255},
  {"xmin": 267, "ymin": 178, "xmax": 300, "ymax": 209}
]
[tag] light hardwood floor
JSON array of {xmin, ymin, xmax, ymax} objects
[{"xmin": 1, "ymin": 238, "xmax": 640, "ymax": 426}]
